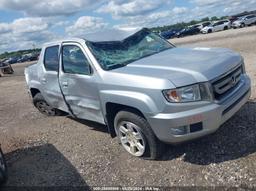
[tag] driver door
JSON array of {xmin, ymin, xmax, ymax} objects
[{"xmin": 58, "ymin": 42, "xmax": 105, "ymax": 124}]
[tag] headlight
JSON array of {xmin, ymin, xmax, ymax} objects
[{"xmin": 163, "ymin": 83, "xmax": 212, "ymax": 103}]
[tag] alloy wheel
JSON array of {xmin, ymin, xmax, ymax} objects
[
  {"xmin": 36, "ymin": 101, "xmax": 55, "ymax": 116},
  {"xmin": 118, "ymin": 121, "xmax": 146, "ymax": 157}
]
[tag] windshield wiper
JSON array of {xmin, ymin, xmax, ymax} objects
[{"xmin": 106, "ymin": 62, "xmax": 130, "ymax": 70}]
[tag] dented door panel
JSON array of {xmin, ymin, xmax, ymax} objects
[{"xmin": 59, "ymin": 42, "xmax": 105, "ymax": 124}]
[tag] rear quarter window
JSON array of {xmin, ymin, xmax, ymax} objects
[{"xmin": 44, "ymin": 45, "xmax": 59, "ymax": 71}]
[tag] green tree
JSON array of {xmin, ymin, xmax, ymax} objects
[
  {"xmin": 220, "ymin": 16, "xmax": 228, "ymax": 20},
  {"xmin": 211, "ymin": 16, "xmax": 218, "ymax": 21},
  {"xmin": 201, "ymin": 17, "xmax": 210, "ymax": 22}
]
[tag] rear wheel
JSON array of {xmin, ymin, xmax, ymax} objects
[
  {"xmin": 114, "ymin": 111, "xmax": 164, "ymax": 160},
  {"xmin": 208, "ymin": 29, "xmax": 212, "ymax": 33},
  {"xmin": 0, "ymin": 148, "xmax": 7, "ymax": 185},
  {"xmin": 224, "ymin": 26, "xmax": 228, "ymax": 30},
  {"xmin": 33, "ymin": 93, "xmax": 60, "ymax": 116}
]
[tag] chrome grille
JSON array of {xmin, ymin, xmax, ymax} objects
[{"xmin": 212, "ymin": 66, "xmax": 242, "ymax": 99}]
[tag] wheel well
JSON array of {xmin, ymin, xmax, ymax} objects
[
  {"xmin": 30, "ymin": 88, "xmax": 40, "ymax": 98},
  {"xmin": 105, "ymin": 102, "xmax": 145, "ymax": 137}
]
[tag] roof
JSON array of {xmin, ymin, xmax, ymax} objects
[
  {"xmin": 42, "ymin": 27, "xmax": 143, "ymax": 47},
  {"xmin": 83, "ymin": 27, "xmax": 141, "ymax": 42},
  {"xmin": 43, "ymin": 38, "xmax": 85, "ymax": 47}
]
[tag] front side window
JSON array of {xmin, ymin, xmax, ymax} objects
[
  {"xmin": 62, "ymin": 45, "xmax": 91, "ymax": 75},
  {"xmin": 44, "ymin": 45, "xmax": 59, "ymax": 71},
  {"xmin": 86, "ymin": 29, "xmax": 174, "ymax": 70}
]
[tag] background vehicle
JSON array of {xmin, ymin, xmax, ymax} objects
[
  {"xmin": 160, "ymin": 29, "xmax": 179, "ymax": 39},
  {"xmin": 0, "ymin": 147, "xmax": 7, "ymax": 184},
  {"xmin": 5, "ymin": 57, "xmax": 19, "ymax": 64},
  {"xmin": 201, "ymin": 20, "xmax": 231, "ymax": 33},
  {"xmin": 29, "ymin": 53, "xmax": 40, "ymax": 61},
  {"xmin": 175, "ymin": 25, "xmax": 200, "ymax": 37},
  {"xmin": 232, "ymin": 15, "xmax": 256, "ymax": 28},
  {"xmin": 196, "ymin": 21, "xmax": 212, "ymax": 30},
  {"xmin": 0, "ymin": 61, "xmax": 14, "ymax": 76},
  {"xmin": 25, "ymin": 28, "xmax": 251, "ymax": 159},
  {"xmin": 17, "ymin": 55, "xmax": 30, "ymax": 63}
]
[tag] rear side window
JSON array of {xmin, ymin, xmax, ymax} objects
[{"xmin": 44, "ymin": 45, "xmax": 59, "ymax": 71}]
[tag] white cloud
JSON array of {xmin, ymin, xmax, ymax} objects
[
  {"xmin": 0, "ymin": 23, "xmax": 11, "ymax": 34},
  {"xmin": 97, "ymin": 0, "xmax": 170, "ymax": 18},
  {"xmin": 172, "ymin": 7, "xmax": 188, "ymax": 14},
  {"xmin": 65, "ymin": 16, "xmax": 108, "ymax": 37},
  {"xmin": 12, "ymin": 17, "xmax": 48, "ymax": 33},
  {"xmin": 190, "ymin": 0, "xmax": 256, "ymax": 18},
  {"xmin": 0, "ymin": 17, "xmax": 56, "ymax": 52},
  {"xmin": 0, "ymin": 0, "xmax": 104, "ymax": 17},
  {"xmin": 114, "ymin": 6, "xmax": 189, "ymax": 29}
]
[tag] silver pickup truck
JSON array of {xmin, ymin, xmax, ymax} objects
[{"xmin": 25, "ymin": 28, "xmax": 251, "ymax": 159}]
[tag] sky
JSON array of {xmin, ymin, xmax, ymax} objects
[{"xmin": 0, "ymin": 0, "xmax": 256, "ymax": 53}]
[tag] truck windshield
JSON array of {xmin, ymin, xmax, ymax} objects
[{"xmin": 86, "ymin": 29, "xmax": 174, "ymax": 70}]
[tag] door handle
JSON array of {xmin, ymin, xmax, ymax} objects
[
  {"xmin": 42, "ymin": 78, "xmax": 47, "ymax": 84},
  {"xmin": 62, "ymin": 81, "xmax": 68, "ymax": 87}
]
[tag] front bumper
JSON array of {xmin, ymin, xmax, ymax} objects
[
  {"xmin": 201, "ymin": 30, "xmax": 208, "ymax": 34},
  {"xmin": 147, "ymin": 75, "xmax": 251, "ymax": 144},
  {"xmin": 232, "ymin": 23, "xmax": 241, "ymax": 28}
]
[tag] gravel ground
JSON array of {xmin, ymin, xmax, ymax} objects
[{"xmin": 0, "ymin": 26, "xmax": 256, "ymax": 189}]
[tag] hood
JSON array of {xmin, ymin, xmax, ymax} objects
[
  {"xmin": 233, "ymin": 20, "xmax": 242, "ymax": 24},
  {"xmin": 202, "ymin": 26, "xmax": 212, "ymax": 30},
  {"xmin": 112, "ymin": 47, "xmax": 242, "ymax": 87}
]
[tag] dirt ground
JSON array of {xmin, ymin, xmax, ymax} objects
[{"xmin": 0, "ymin": 26, "xmax": 256, "ymax": 189}]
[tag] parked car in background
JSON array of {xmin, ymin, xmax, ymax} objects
[
  {"xmin": 201, "ymin": 20, "xmax": 231, "ymax": 33},
  {"xmin": 29, "ymin": 53, "xmax": 40, "ymax": 61},
  {"xmin": 175, "ymin": 25, "xmax": 200, "ymax": 38},
  {"xmin": 17, "ymin": 55, "xmax": 30, "ymax": 63},
  {"xmin": 232, "ymin": 15, "xmax": 256, "ymax": 28},
  {"xmin": 0, "ymin": 61, "xmax": 14, "ymax": 76},
  {"xmin": 0, "ymin": 147, "xmax": 7, "ymax": 184},
  {"xmin": 5, "ymin": 57, "xmax": 19, "ymax": 64},
  {"xmin": 17, "ymin": 53, "xmax": 40, "ymax": 63},
  {"xmin": 25, "ymin": 28, "xmax": 251, "ymax": 159},
  {"xmin": 160, "ymin": 29, "xmax": 179, "ymax": 39},
  {"xmin": 196, "ymin": 21, "xmax": 212, "ymax": 30}
]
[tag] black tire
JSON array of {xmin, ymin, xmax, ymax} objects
[
  {"xmin": 33, "ymin": 93, "xmax": 60, "ymax": 116},
  {"xmin": 208, "ymin": 29, "xmax": 212, "ymax": 33},
  {"xmin": 0, "ymin": 148, "xmax": 7, "ymax": 185},
  {"xmin": 241, "ymin": 23, "xmax": 245, "ymax": 28},
  {"xmin": 114, "ymin": 111, "xmax": 164, "ymax": 160},
  {"xmin": 224, "ymin": 26, "xmax": 228, "ymax": 30}
]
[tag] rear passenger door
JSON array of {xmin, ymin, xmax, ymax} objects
[
  {"xmin": 58, "ymin": 42, "xmax": 105, "ymax": 124},
  {"xmin": 40, "ymin": 45, "xmax": 69, "ymax": 112}
]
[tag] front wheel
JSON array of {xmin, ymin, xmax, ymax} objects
[
  {"xmin": 0, "ymin": 148, "xmax": 7, "ymax": 184},
  {"xmin": 114, "ymin": 111, "xmax": 164, "ymax": 160}
]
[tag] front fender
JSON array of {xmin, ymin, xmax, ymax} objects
[{"xmin": 100, "ymin": 90, "xmax": 159, "ymax": 116}]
